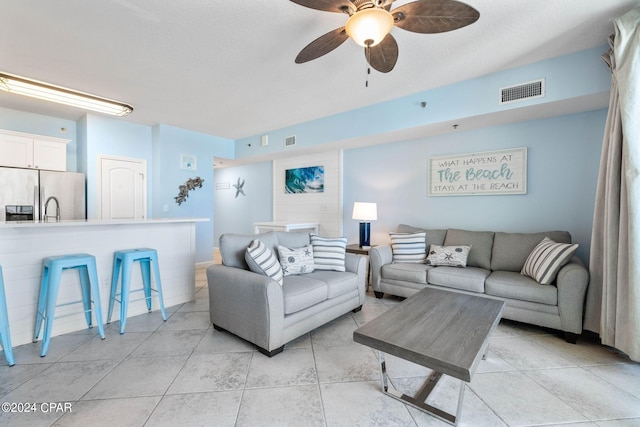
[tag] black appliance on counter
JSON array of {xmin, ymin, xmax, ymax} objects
[{"xmin": 5, "ymin": 205, "xmax": 34, "ymax": 222}]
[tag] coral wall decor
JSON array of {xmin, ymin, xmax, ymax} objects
[{"xmin": 175, "ymin": 176, "xmax": 205, "ymax": 205}]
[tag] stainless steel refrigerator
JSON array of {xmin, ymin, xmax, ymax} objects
[{"xmin": 0, "ymin": 166, "xmax": 86, "ymax": 222}]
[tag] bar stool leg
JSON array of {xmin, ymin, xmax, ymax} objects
[
  {"xmin": 118, "ymin": 259, "xmax": 132, "ymax": 334},
  {"xmin": 86, "ymin": 258, "xmax": 105, "ymax": 340},
  {"xmin": 0, "ymin": 324, "xmax": 13, "ymax": 366},
  {"xmin": 41, "ymin": 266, "xmax": 63, "ymax": 357},
  {"xmin": 33, "ymin": 265, "xmax": 50, "ymax": 342},
  {"xmin": 107, "ymin": 256, "xmax": 121, "ymax": 324},
  {"xmin": 78, "ymin": 266, "xmax": 93, "ymax": 328},
  {"xmin": 151, "ymin": 256, "xmax": 167, "ymax": 321},
  {"xmin": 140, "ymin": 258, "xmax": 153, "ymax": 312},
  {"xmin": 0, "ymin": 266, "xmax": 15, "ymax": 366}
]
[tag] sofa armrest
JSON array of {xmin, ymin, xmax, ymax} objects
[
  {"xmin": 345, "ymin": 252, "xmax": 368, "ymax": 302},
  {"xmin": 555, "ymin": 256, "xmax": 590, "ymax": 334},
  {"xmin": 207, "ymin": 264, "xmax": 284, "ymax": 351},
  {"xmin": 370, "ymin": 245, "xmax": 393, "ymax": 291}
]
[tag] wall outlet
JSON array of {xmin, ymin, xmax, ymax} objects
[{"xmin": 163, "ymin": 204, "xmax": 169, "ymax": 212}]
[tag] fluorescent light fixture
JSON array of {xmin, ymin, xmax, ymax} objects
[{"xmin": 0, "ymin": 72, "xmax": 133, "ymax": 117}]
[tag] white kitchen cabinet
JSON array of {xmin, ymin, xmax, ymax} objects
[{"xmin": 0, "ymin": 129, "xmax": 69, "ymax": 171}]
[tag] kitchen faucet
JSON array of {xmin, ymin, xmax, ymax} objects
[{"xmin": 44, "ymin": 196, "xmax": 61, "ymax": 222}]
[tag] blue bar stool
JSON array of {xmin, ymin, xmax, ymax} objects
[
  {"xmin": 107, "ymin": 248, "xmax": 167, "ymax": 334},
  {"xmin": 34, "ymin": 254, "xmax": 105, "ymax": 357},
  {"xmin": 0, "ymin": 265, "xmax": 15, "ymax": 366}
]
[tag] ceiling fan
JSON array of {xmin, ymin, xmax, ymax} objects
[{"xmin": 291, "ymin": 0, "xmax": 480, "ymax": 73}]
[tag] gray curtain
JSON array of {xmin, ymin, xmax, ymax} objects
[{"xmin": 585, "ymin": 8, "xmax": 640, "ymax": 362}]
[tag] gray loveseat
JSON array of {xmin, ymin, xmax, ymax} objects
[
  {"xmin": 207, "ymin": 231, "xmax": 367, "ymax": 356},
  {"xmin": 370, "ymin": 226, "xmax": 589, "ymax": 342}
]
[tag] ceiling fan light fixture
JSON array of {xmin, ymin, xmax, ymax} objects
[
  {"xmin": 345, "ymin": 7, "xmax": 394, "ymax": 47},
  {"xmin": 0, "ymin": 71, "xmax": 133, "ymax": 117}
]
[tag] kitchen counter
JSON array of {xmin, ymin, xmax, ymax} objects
[
  {"xmin": 0, "ymin": 218, "xmax": 208, "ymax": 348},
  {"xmin": 1, "ymin": 217, "xmax": 208, "ymax": 227}
]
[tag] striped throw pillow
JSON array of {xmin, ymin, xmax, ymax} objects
[
  {"xmin": 245, "ymin": 239, "xmax": 283, "ymax": 286},
  {"xmin": 311, "ymin": 235, "xmax": 347, "ymax": 272},
  {"xmin": 521, "ymin": 237, "xmax": 579, "ymax": 285},
  {"xmin": 390, "ymin": 232, "xmax": 427, "ymax": 263}
]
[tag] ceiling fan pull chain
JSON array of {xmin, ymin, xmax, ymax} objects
[{"xmin": 365, "ymin": 43, "xmax": 371, "ymax": 88}]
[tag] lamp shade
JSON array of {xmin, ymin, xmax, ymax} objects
[
  {"xmin": 345, "ymin": 8, "xmax": 394, "ymax": 47},
  {"xmin": 352, "ymin": 202, "xmax": 378, "ymax": 221}
]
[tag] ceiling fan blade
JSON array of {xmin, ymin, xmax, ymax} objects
[
  {"xmin": 295, "ymin": 27, "xmax": 349, "ymax": 64},
  {"xmin": 289, "ymin": 0, "xmax": 356, "ymax": 14},
  {"xmin": 392, "ymin": 0, "xmax": 480, "ymax": 34},
  {"xmin": 366, "ymin": 33, "xmax": 398, "ymax": 73}
]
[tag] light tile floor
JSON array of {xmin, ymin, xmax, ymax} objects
[{"xmin": 1, "ymin": 268, "xmax": 639, "ymax": 426}]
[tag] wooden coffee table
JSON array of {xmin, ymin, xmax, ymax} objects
[{"xmin": 353, "ymin": 287, "xmax": 504, "ymax": 425}]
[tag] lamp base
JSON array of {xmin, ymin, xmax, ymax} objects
[{"xmin": 359, "ymin": 222, "xmax": 371, "ymax": 248}]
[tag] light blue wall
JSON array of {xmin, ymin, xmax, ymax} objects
[
  {"xmin": 234, "ymin": 46, "xmax": 611, "ymax": 159},
  {"xmin": 0, "ymin": 107, "xmax": 79, "ymax": 171},
  {"xmin": 213, "ymin": 161, "xmax": 273, "ymax": 246},
  {"xmin": 343, "ymin": 109, "xmax": 606, "ymax": 263},
  {"xmin": 152, "ymin": 124, "xmax": 234, "ymax": 263}
]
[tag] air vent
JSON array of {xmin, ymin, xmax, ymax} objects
[
  {"xmin": 284, "ymin": 135, "xmax": 296, "ymax": 147},
  {"xmin": 499, "ymin": 79, "xmax": 545, "ymax": 104}
]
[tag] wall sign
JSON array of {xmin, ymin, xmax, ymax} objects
[{"xmin": 428, "ymin": 147, "xmax": 527, "ymax": 196}]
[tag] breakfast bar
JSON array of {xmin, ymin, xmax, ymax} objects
[{"xmin": 0, "ymin": 218, "xmax": 207, "ymax": 348}]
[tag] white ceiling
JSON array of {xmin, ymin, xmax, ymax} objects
[{"xmin": 0, "ymin": 1, "xmax": 637, "ymax": 140}]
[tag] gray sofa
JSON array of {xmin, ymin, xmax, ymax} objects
[
  {"xmin": 207, "ymin": 231, "xmax": 367, "ymax": 356},
  {"xmin": 370, "ymin": 225, "xmax": 589, "ymax": 342}
]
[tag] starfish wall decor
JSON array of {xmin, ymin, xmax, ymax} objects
[{"xmin": 233, "ymin": 177, "xmax": 246, "ymax": 198}]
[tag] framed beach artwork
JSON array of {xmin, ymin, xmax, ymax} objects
[{"xmin": 285, "ymin": 166, "xmax": 324, "ymax": 193}]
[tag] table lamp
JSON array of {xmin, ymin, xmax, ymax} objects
[{"xmin": 352, "ymin": 202, "xmax": 377, "ymax": 248}]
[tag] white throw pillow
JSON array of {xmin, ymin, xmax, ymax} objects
[
  {"xmin": 521, "ymin": 237, "xmax": 579, "ymax": 285},
  {"xmin": 310, "ymin": 234, "xmax": 347, "ymax": 272},
  {"xmin": 390, "ymin": 232, "xmax": 427, "ymax": 263},
  {"xmin": 245, "ymin": 239, "xmax": 283, "ymax": 286},
  {"xmin": 426, "ymin": 245, "xmax": 472, "ymax": 267},
  {"xmin": 278, "ymin": 244, "xmax": 315, "ymax": 276}
]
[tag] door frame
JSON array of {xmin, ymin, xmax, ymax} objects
[{"xmin": 96, "ymin": 154, "xmax": 148, "ymax": 220}]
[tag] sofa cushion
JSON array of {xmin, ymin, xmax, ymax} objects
[
  {"xmin": 278, "ymin": 245, "xmax": 315, "ymax": 276},
  {"xmin": 221, "ymin": 231, "xmax": 279, "ymax": 269},
  {"xmin": 491, "ymin": 230, "xmax": 571, "ymax": 272},
  {"xmin": 282, "ymin": 275, "xmax": 327, "ymax": 314},
  {"xmin": 521, "ymin": 237, "xmax": 579, "ymax": 285},
  {"xmin": 426, "ymin": 245, "xmax": 472, "ymax": 267},
  {"xmin": 390, "ymin": 232, "xmax": 427, "ymax": 263},
  {"xmin": 304, "ymin": 270, "xmax": 358, "ymax": 299},
  {"xmin": 382, "ymin": 263, "xmax": 430, "ymax": 284},
  {"xmin": 486, "ymin": 271, "xmax": 557, "ymax": 305},
  {"xmin": 310, "ymin": 235, "xmax": 347, "ymax": 272},
  {"xmin": 396, "ymin": 225, "xmax": 447, "ymax": 252},
  {"xmin": 245, "ymin": 239, "xmax": 283, "ymax": 286},
  {"xmin": 443, "ymin": 229, "xmax": 494, "ymax": 270},
  {"xmin": 276, "ymin": 231, "xmax": 311, "ymax": 249},
  {"xmin": 427, "ymin": 266, "xmax": 490, "ymax": 293}
]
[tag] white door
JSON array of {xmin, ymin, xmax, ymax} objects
[{"xmin": 98, "ymin": 156, "xmax": 147, "ymax": 220}]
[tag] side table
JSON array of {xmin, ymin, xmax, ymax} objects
[{"xmin": 346, "ymin": 244, "xmax": 376, "ymax": 290}]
